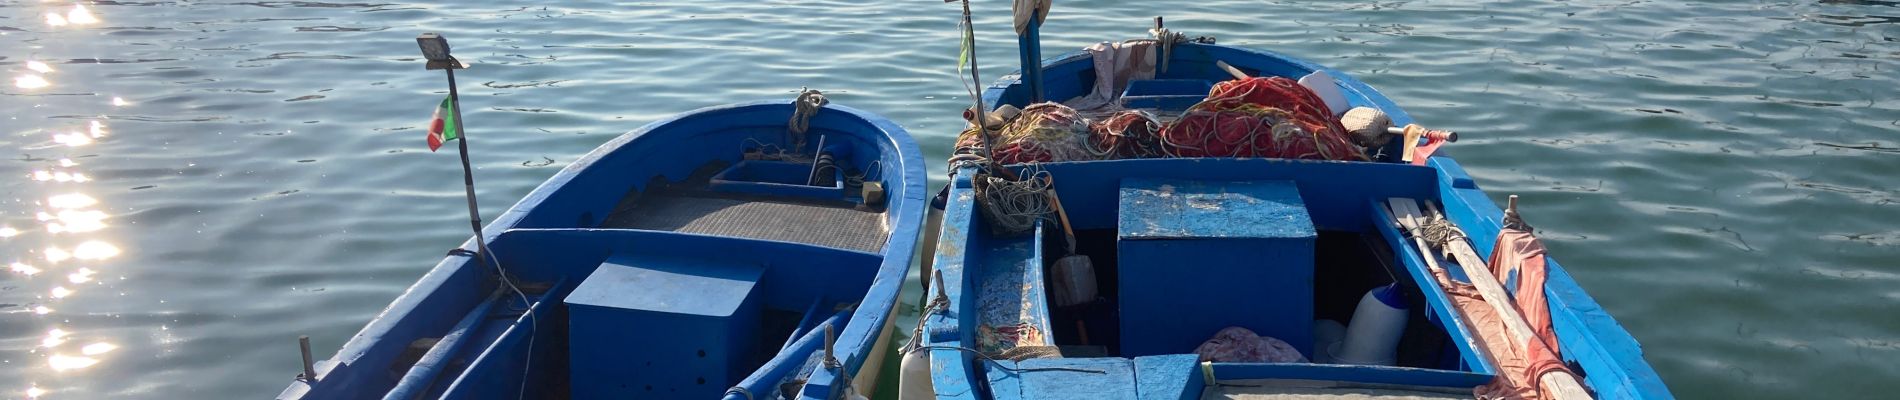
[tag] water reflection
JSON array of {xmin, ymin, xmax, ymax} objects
[
  {"xmin": 73, "ymin": 241, "xmax": 120, "ymax": 260},
  {"xmin": 64, "ymin": 5, "xmax": 99, "ymax": 25},
  {"xmin": 41, "ymin": 329, "xmax": 68, "ymax": 348},
  {"xmin": 46, "ymin": 355, "xmax": 97, "ymax": 372},
  {"xmin": 11, "ymin": 263, "xmax": 42, "ymax": 276},
  {"xmin": 15, "ymin": 74, "xmax": 50, "ymax": 89},
  {"xmin": 9, "ymin": 5, "xmax": 122, "ymax": 393}
]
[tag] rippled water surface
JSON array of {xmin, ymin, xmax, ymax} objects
[{"xmin": 1, "ymin": 0, "xmax": 1896, "ymax": 398}]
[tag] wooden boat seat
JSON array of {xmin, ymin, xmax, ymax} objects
[{"xmin": 600, "ymin": 191, "xmax": 888, "ymax": 253}]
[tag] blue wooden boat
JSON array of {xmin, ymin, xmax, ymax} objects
[
  {"xmin": 912, "ymin": 24, "xmax": 1672, "ymax": 400},
  {"xmin": 279, "ymin": 100, "xmax": 926, "ymax": 400}
]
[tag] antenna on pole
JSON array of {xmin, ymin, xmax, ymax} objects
[{"xmin": 414, "ymin": 33, "xmax": 496, "ymax": 271}]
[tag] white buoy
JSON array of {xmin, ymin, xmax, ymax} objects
[
  {"xmin": 1311, "ymin": 319, "xmax": 1347, "ymax": 364},
  {"xmin": 1332, "ymin": 284, "xmax": 1409, "ymax": 366},
  {"xmin": 897, "ymin": 348, "xmax": 933, "ymax": 400}
]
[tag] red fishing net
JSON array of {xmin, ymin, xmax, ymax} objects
[
  {"xmin": 1157, "ymin": 77, "xmax": 1368, "ymax": 161},
  {"xmin": 1088, "ymin": 110, "xmax": 1165, "ymax": 158}
]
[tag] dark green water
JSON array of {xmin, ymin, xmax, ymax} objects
[{"xmin": 1, "ymin": 0, "xmax": 1895, "ymax": 398}]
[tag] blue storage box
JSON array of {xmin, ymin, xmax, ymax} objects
[
  {"xmin": 1115, "ymin": 179, "xmax": 1316, "ymax": 358},
  {"xmin": 566, "ymin": 254, "xmax": 764, "ymax": 398},
  {"xmin": 709, "ymin": 160, "xmax": 845, "ymax": 199},
  {"xmin": 1119, "ymin": 79, "xmax": 1213, "ymax": 111}
]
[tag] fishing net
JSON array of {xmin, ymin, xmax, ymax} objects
[
  {"xmin": 956, "ymin": 102, "xmax": 1101, "ymax": 165},
  {"xmin": 1088, "ymin": 110, "xmax": 1166, "ymax": 158},
  {"xmin": 1158, "ymin": 77, "xmax": 1368, "ymax": 161}
]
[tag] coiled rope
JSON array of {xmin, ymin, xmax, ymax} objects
[
  {"xmin": 973, "ymin": 165, "xmax": 1053, "ymax": 235},
  {"xmin": 789, "ymin": 88, "xmax": 828, "ymax": 151}
]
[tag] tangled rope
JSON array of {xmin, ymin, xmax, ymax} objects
[
  {"xmin": 1418, "ymin": 214, "xmax": 1469, "ymax": 252},
  {"xmin": 957, "ymin": 103, "xmax": 1101, "ymax": 165},
  {"xmin": 973, "ymin": 165, "xmax": 1053, "ymax": 235},
  {"xmin": 789, "ymin": 88, "xmax": 828, "ymax": 151},
  {"xmin": 1089, "ymin": 110, "xmax": 1166, "ymax": 158},
  {"xmin": 1158, "ymin": 77, "xmax": 1367, "ymax": 161}
]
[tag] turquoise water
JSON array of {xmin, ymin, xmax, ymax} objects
[{"xmin": 1, "ymin": 0, "xmax": 1895, "ymax": 398}]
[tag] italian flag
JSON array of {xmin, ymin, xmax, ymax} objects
[{"xmin": 427, "ymin": 96, "xmax": 461, "ymax": 152}]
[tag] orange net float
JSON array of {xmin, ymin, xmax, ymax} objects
[{"xmin": 1157, "ymin": 77, "xmax": 1368, "ymax": 161}]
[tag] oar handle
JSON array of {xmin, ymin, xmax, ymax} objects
[
  {"xmin": 1043, "ymin": 177, "xmax": 1079, "ymax": 252},
  {"xmin": 1386, "ymin": 125, "xmax": 1458, "ymax": 142},
  {"xmin": 1214, "ymin": 60, "xmax": 1250, "ymax": 80}
]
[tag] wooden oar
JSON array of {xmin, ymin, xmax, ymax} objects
[
  {"xmin": 1386, "ymin": 198, "xmax": 1592, "ymax": 399},
  {"xmin": 1043, "ymin": 177, "xmax": 1096, "ymax": 308},
  {"xmin": 1214, "ymin": 60, "xmax": 1250, "ymax": 80}
]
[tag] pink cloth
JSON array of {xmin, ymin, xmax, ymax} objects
[
  {"xmin": 1193, "ymin": 326, "xmax": 1308, "ymax": 363},
  {"xmin": 1440, "ymin": 227, "xmax": 1578, "ymax": 399}
]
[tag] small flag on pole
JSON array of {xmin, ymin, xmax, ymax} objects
[{"xmin": 426, "ymin": 96, "xmax": 461, "ymax": 152}]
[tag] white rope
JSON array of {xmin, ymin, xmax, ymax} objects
[{"xmin": 975, "ymin": 165, "xmax": 1053, "ymax": 234}]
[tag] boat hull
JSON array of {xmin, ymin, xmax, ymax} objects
[
  {"xmin": 280, "ymin": 101, "xmax": 927, "ymax": 400},
  {"xmin": 919, "ymin": 42, "xmax": 1671, "ymax": 399}
]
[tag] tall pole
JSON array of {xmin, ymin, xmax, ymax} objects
[
  {"xmin": 961, "ymin": 0, "xmax": 987, "ymax": 127},
  {"xmin": 956, "ymin": 0, "xmax": 1015, "ymax": 180},
  {"xmin": 443, "ymin": 67, "xmax": 495, "ymax": 269}
]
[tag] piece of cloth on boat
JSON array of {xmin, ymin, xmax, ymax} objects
[
  {"xmin": 1156, "ymin": 77, "xmax": 1367, "ymax": 160},
  {"xmin": 1012, "ymin": 0, "xmax": 1050, "ymax": 35},
  {"xmin": 1063, "ymin": 40, "xmax": 1156, "ymax": 112},
  {"xmin": 1193, "ymin": 326, "xmax": 1308, "ymax": 363},
  {"xmin": 1432, "ymin": 227, "xmax": 1576, "ymax": 399}
]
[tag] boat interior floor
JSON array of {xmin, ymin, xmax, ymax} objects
[{"xmin": 601, "ymin": 189, "xmax": 889, "ymax": 253}]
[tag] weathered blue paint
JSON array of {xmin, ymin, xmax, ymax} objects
[
  {"xmin": 1003, "ymin": 356, "xmax": 1132, "ymax": 400},
  {"xmin": 1116, "ymin": 179, "xmax": 1316, "ymax": 358},
  {"xmin": 973, "ymin": 223, "xmax": 1054, "ymax": 351},
  {"xmin": 278, "ymin": 100, "xmax": 926, "ymax": 400},
  {"xmin": 1117, "ymin": 179, "xmax": 1315, "ymax": 240},
  {"xmin": 926, "ymin": 39, "xmax": 1671, "ymax": 399},
  {"xmin": 1133, "ymin": 355, "xmax": 1204, "ymax": 400},
  {"xmin": 926, "ymin": 171, "xmax": 988, "ymax": 400}
]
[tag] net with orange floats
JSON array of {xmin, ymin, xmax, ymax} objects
[{"xmin": 1157, "ymin": 76, "xmax": 1368, "ymax": 161}]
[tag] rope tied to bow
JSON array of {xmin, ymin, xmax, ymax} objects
[{"xmin": 789, "ymin": 88, "xmax": 828, "ymax": 151}]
